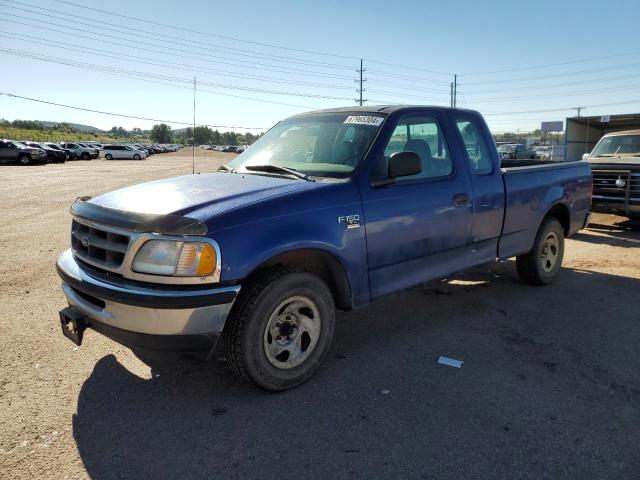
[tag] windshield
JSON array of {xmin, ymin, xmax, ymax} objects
[
  {"xmin": 228, "ymin": 113, "xmax": 384, "ymax": 178},
  {"xmin": 47, "ymin": 144, "xmax": 61, "ymax": 150},
  {"xmin": 591, "ymin": 134, "xmax": 640, "ymax": 157},
  {"xmin": 497, "ymin": 145, "xmax": 515, "ymax": 153}
]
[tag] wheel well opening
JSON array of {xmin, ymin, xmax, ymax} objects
[
  {"xmin": 547, "ymin": 203, "xmax": 570, "ymax": 236},
  {"xmin": 258, "ymin": 249, "xmax": 353, "ymax": 311}
]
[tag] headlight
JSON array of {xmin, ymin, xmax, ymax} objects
[{"xmin": 132, "ymin": 240, "xmax": 217, "ymax": 277}]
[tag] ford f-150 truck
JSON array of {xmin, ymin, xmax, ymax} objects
[{"xmin": 57, "ymin": 106, "xmax": 592, "ymax": 391}]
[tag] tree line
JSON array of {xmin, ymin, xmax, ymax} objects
[{"xmin": 150, "ymin": 123, "xmax": 261, "ymax": 145}]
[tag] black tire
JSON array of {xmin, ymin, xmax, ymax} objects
[
  {"xmin": 81, "ymin": 152, "xmax": 90, "ymax": 160},
  {"xmin": 133, "ymin": 154, "xmax": 141, "ymax": 160},
  {"xmin": 224, "ymin": 267, "xmax": 336, "ymax": 391},
  {"xmin": 105, "ymin": 154, "xmax": 113, "ymax": 160},
  {"xmin": 18, "ymin": 155, "xmax": 31, "ymax": 165},
  {"xmin": 516, "ymin": 217, "xmax": 565, "ymax": 285}
]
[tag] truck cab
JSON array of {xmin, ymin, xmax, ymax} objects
[{"xmin": 57, "ymin": 106, "xmax": 592, "ymax": 391}]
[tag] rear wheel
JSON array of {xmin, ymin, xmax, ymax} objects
[
  {"xmin": 516, "ymin": 217, "xmax": 565, "ymax": 285},
  {"xmin": 224, "ymin": 267, "xmax": 336, "ymax": 391},
  {"xmin": 105, "ymin": 154, "xmax": 113, "ymax": 160}
]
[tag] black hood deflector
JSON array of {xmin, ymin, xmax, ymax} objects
[{"xmin": 71, "ymin": 198, "xmax": 208, "ymax": 236}]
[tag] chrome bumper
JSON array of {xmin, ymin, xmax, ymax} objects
[{"xmin": 57, "ymin": 249, "xmax": 239, "ymax": 336}]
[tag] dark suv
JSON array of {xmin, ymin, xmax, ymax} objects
[{"xmin": 0, "ymin": 139, "xmax": 47, "ymax": 165}]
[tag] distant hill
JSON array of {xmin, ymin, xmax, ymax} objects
[{"xmin": 32, "ymin": 120, "xmax": 103, "ymax": 133}]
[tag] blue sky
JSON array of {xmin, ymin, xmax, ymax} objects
[{"xmin": 1, "ymin": 0, "xmax": 640, "ymax": 134}]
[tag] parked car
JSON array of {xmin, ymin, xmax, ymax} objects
[
  {"xmin": 45, "ymin": 142, "xmax": 75, "ymax": 159},
  {"xmin": 497, "ymin": 143, "xmax": 536, "ymax": 161},
  {"xmin": 59, "ymin": 142, "xmax": 99, "ymax": 160},
  {"xmin": 56, "ymin": 106, "xmax": 592, "ymax": 391},
  {"xmin": 103, "ymin": 144, "xmax": 148, "ymax": 160},
  {"xmin": 583, "ymin": 129, "xmax": 640, "ymax": 219},
  {"xmin": 222, "ymin": 146, "xmax": 238, "ymax": 152},
  {"xmin": 0, "ymin": 139, "xmax": 47, "ymax": 165},
  {"xmin": 81, "ymin": 141, "xmax": 103, "ymax": 150},
  {"xmin": 24, "ymin": 141, "xmax": 67, "ymax": 163},
  {"xmin": 534, "ymin": 146, "xmax": 551, "ymax": 160}
]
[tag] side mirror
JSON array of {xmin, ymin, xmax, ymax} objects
[
  {"xmin": 389, "ymin": 151, "xmax": 421, "ymax": 178},
  {"xmin": 582, "ymin": 153, "xmax": 590, "ymax": 161},
  {"xmin": 371, "ymin": 151, "xmax": 422, "ymax": 187}
]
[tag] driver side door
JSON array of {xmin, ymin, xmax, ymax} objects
[{"xmin": 359, "ymin": 114, "xmax": 473, "ymax": 299}]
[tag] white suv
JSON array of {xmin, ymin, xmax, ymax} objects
[{"xmin": 103, "ymin": 144, "xmax": 148, "ymax": 160}]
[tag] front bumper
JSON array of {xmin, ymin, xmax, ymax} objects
[{"xmin": 57, "ymin": 249, "xmax": 240, "ymax": 360}]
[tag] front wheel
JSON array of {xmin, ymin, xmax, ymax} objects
[
  {"xmin": 133, "ymin": 154, "xmax": 141, "ymax": 160},
  {"xmin": 516, "ymin": 217, "xmax": 565, "ymax": 285},
  {"xmin": 105, "ymin": 154, "xmax": 113, "ymax": 160},
  {"xmin": 81, "ymin": 152, "xmax": 90, "ymax": 160},
  {"xmin": 18, "ymin": 155, "xmax": 31, "ymax": 165},
  {"xmin": 224, "ymin": 268, "xmax": 336, "ymax": 391}
]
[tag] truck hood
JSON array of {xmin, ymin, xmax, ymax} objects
[
  {"xmin": 89, "ymin": 172, "xmax": 324, "ymax": 221},
  {"xmin": 588, "ymin": 156, "xmax": 640, "ymax": 166}
]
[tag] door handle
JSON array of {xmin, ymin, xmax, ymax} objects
[{"xmin": 453, "ymin": 194, "xmax": 470, "ymax": 207}]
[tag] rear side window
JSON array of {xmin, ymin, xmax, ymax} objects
[{"xmin": 455, "ymin": 118, "xmax": 493, "ymax": 175}]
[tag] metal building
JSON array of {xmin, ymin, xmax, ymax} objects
[{"xmin": 564, "ymin": 113, "xmax": 640, "ymax": 161}]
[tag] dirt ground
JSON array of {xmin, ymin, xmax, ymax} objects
[{"xmin": 1, "ymin": 151, "xmax": 639, "ymax": 479}]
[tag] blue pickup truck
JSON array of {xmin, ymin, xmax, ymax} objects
[{"xmin": 57, "ymin": 106, "xmax": 592, "ymax": 391}]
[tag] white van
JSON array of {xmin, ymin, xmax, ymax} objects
[{"xmin": 103, "ymin": 144, "xmax": 147, "ymax": 160}]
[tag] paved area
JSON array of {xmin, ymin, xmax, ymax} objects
[{"xmin": 1, "ymin": 153, "xmax": 639, "ymax": 479}]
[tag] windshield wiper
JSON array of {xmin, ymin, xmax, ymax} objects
[
  {"xmin": 244, "ymin": 164, "xmax": 313, "ymax": 181},
  {"xmin": 218, "ymin": 163, "xmax": 236, "ymax": 173}
]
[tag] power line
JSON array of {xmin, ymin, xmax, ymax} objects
[
  {"xmin": 3, "ymin": 15, "xmax": 356, "ymax": 81},
  {"xmin": 0, "ymin": 31, "xmax": 352, "ymax": 90},
  {"xmin": 49, "ymin": 0, "xmax": 360, "ymax": 62},
  {"xmin": 0, "ymin": 92, "xmax": 267, "ymax": 130},
  {"xmin": 0, "ymin": 48, "xmax": 354, "ymax": 101},
  {"xmin": 457, "ymin": 51, "xmax": 640, "ymax": 76},
  {"xmin": 0, "ymin": 1, "xmax": 357, "ymax": 72},
  {"xmin": 0, "ymin": 48, "xmax": 317, "ymax": 109},
  {"xmin": 484, "ymin": 98, "xmax": 640, "ymax": 116}
]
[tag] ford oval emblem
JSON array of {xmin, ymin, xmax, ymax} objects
[
  {"xmin": 615, "ymin": 178, "xmax": 626, "ymax": 188},
  {"xmin": 80, "ymin": 236, "xmax": 91, "ymax": 248}
]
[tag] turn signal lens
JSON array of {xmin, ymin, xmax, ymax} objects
[{"xmin": 197, "ymin": 244, "xmax": 216, "ymax": 276}]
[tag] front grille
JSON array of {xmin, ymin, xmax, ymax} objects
[
  {"xmin": 592, "ymin": 169, "xmax": 640, "ymax": 201},
  {"xmin": 71, "ymin": 219, "xmax": 130, "ymax": 269}
]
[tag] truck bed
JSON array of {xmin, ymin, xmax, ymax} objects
[{"xmin": 498, "ymin": 160, "xmax": 593, "ymax": 259}]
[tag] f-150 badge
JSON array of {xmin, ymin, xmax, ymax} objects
[{"xmin": 338, "ymin": 214, "xmax": 360, "ymax": 229}]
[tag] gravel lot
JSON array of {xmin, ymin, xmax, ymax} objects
[{"xmin": 1, "ymin": 151, "xmax": 639, "ymax": 479}]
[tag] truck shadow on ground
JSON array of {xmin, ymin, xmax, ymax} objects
[{"xmin": 72, "ymin": 262, "xmax": 640, "ymax": 480}]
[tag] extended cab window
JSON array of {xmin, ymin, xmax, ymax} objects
[
  {"xmin": 455, "ymin": 118, "xmax": 493, "ymax": 174},
  {"xmin": 380, "ymin": 117, "xmax": 452, "ymax": 180}
]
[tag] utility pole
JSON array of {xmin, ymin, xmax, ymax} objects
[
  {"xmin": 192, "ymin": 76, "xmax": 196, "ymax": 174},
  {"xmin": 355, "ymin": 59, "xmax": 366, "ymax": 106},
  {"xmin": 453, "ymin": 74, "xmax": 458, "ymax": 108},
  {"xmin": 574, "ymin": 106, "xmax": 585, "ymax": 117},
  {"xmin": 450, "ymin": 82, "xmax": 454, "ymax": 107}
]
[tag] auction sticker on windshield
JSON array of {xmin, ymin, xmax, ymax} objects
[{"xmin": 344, "ymin": 115, "xmax": 384, "ymax": 126}]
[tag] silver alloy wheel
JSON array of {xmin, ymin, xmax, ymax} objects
[
  {"xmin": 263, "ymin": 295, "xmax": 321, "ymax": 370},
  {"xmin": 540, "ymin": 231, "xmax": 559, "ymax": 272},
  {"xmin": 19, "ymin": 156, "xmax": 30, "ymax": 165}
]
